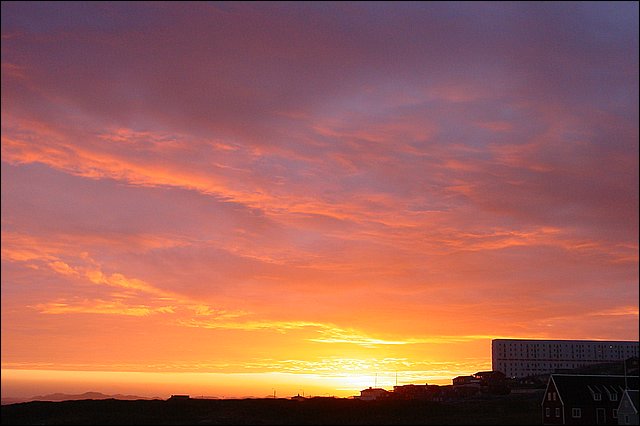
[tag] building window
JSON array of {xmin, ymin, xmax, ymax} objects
[
  {"xmin": 594, "ymin": 393, "xmax": 601, "ymax": 401},
  {"xmin": 611, "ymin": 393, "xmax": 617, "ymax": 401},
  {"xmin": 626, "ymin": 414, "xmax": 630, "ymax": 424},
  {"xmin": 547, "ymin": 393, "xmax": 552, "ymax": 401},
  {"xmin": 545, "ymin": 408, "xmax": 550, "ymax": 417},
  {"xmin": 555, "ymin": 408, "xmax": 560, "ymax": 417},
  {"xmin": 613, "ymin": 409, "xmax": 617, "ymax": 419},
  {"xmin": 572, "ymin": 408, "xmax": 581, "ymax": 418}
]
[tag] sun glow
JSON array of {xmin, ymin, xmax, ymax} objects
[
  {"xmin": 1, "ymin": 358, "xmax": 486, "ymax": 400},
  {"xmin": 0, "ymin": 369, "xmax": 386, "ymax": 399},
  {"xmin": 2, "ymin": 1, "xmax": 637, "ymax": 404}
]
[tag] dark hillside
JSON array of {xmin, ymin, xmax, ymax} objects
[{"xmin": 1, "ymin": 392, "xmax": 543, "ymax": 425}]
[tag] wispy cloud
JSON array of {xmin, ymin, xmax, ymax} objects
[
  {"xmin": 32, "ymin": 300, "xmax": 175, "ymax": 317},
  {"xmin": 178, "ymin": 318, "xmax": 411, "ymax": 348},
  {"xmin": 1, "ymin": 1, "xmax": 637, "ymax": 387}
]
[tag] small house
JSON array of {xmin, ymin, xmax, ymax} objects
[
  {"xmin": 359, "ymin": 387, "xmax": 389, "ymax": 401},
  {"xmin": 618, "ymin": 389, "xmax": 639, "ymax": 425}
]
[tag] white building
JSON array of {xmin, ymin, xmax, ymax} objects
[{"xmin": 492, "ymin": 339, "xmax": 639, "ymax": 378}]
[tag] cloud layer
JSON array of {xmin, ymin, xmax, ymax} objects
[{"xmin": 2, "ymin": 2, "xmax": 638, "ymax": 395}]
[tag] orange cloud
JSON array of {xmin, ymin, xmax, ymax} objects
[
  {"xmin": 1, "ymin": 2, "xmax": 637, "ymax": 399},
  {"xmin": 32, "ymin": 300, "xmax": 175, "ymax": 317}
]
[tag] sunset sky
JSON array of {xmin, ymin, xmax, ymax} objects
[{"xmin": 2, "ymin": 2, "xmax": 638, "ymax": 399}]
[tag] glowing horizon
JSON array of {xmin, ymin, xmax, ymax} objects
[
  {"xmin": 0, "ymin": 367, "xmax": 481, "ymax": 399},
  {"xmin": 1, "ymin": 2, "xmax": 638, "ymax": 399}
]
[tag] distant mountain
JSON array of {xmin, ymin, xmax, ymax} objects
[
  {"xmin": 0, "ymin": 397, "xmax": 27, "ymax": 405},
  {"xmin": 1, "ymin": 391, "xmax": 159, "ymax": 405}
]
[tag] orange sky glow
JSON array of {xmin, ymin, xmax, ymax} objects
[{"xmin": 1, "ymin": 2, "xmax": 638, "ymax": 399}]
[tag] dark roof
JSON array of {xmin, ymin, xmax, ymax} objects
[
  {"xmin": 395, "ymin": 384, "xmax": 429, "ymax": 388},
  {"xmin": 550, "ymin": 375, "xmax": 639, "ymax": 405},
  {"xmin": 622, "ymin": 389, "xmax": 639, "ymax": 410}
]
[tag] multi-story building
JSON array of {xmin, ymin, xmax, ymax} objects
[{"xmin": 492, "ymin": 339, "xmax": 639, "ymax": 378}]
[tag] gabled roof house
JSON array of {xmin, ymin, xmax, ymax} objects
[{"xmin": 542, "ymin": 375, "xmax": 638, "ymax": 425}]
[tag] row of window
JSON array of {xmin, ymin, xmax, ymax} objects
[
  {"xmin": 501, "ymin": 362, "xmax": 585, "ymax": 367},
  {"xmin": 496, "ymin": 342, "xmax": 637, "ymax": 347},
  {"xmin": 496, "ymin": 360, "xmax": 627, "ymax": 373},
  {"xmin": 496, "ymin": 344, "xmax": 638, "ymax": 354},
  {"xmin": 499, "ymin": 353, "xmax": 637, "ymax": 359},
  {"xmin": 544, "ymin": 408, "xmax": 618, "ymax": 419},
  {"xmin": 587, "ymin": 385, "xmax": 619, "ymax": 402},
  {"xmin": 498, "ymin": 349, "xmax": 637, "ymax": 353},
  {"xmin": 497, "ymin": 351, "xmax": 637, "ymax": 357}
]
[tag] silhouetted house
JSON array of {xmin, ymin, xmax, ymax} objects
[
  {"xmin": 168, "ymin": 394, "xmax": 190, "ymax": 401},
  {"xmin": 473, "ymin": 371, "xmax": 506, "ymax": 383},
  {"xmin": 392, "ymin": 384, "xmax": 441, "ymax": 400},
  {"xmin": 393, "ymin": 384, "xmax": 426, "ymax": 399},
  {"xmin": 290, "ymin": 393, "xmax": 306, "ymax": 402},
  {"xmin": 618, "ymin": 390, "xmax": 639, "ymax": 425},
  {"xmin": 542, "ymin": 374, "xmax": 639, "ymax": 425},
  {"xmin": 453, "ymin": 375, "xmax": 481, "ymax": 387},
  {"xmin": 473, "ymin": 370, "xmax": 510, "ymax": 394},
  {"xmin": 359, "ymin": 387, "xmax": 389, "ymax": 401}
]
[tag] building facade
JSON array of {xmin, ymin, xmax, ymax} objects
[{"xmin": 493, "ymin": 339, "xmax": 639, "ymax": 378}]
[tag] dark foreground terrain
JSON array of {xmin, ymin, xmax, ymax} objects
[{"xmin": 1, "ymin": 392, "xmax": 543, "ymax": 425}]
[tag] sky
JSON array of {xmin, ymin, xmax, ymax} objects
[{"xmin": 1, "ymin": 1, "xmax": 638, "ymax": 399}]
